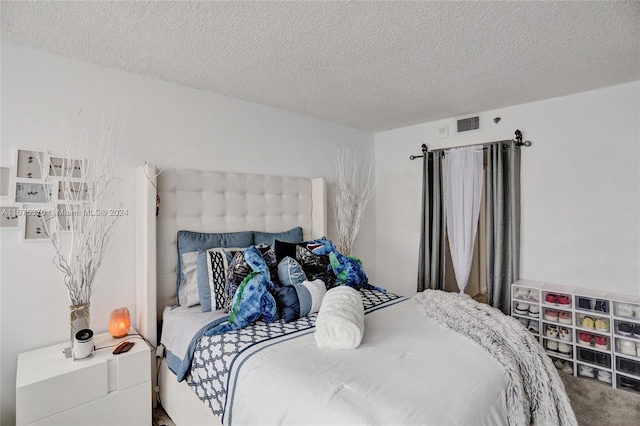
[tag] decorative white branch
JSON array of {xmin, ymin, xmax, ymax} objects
[
  {"xmin": 331, "ymin": 148, "xmax": 376, "ymax": 256},
  {"xmin": 36, "ymin": 110, "xmax": 127, "ymax": 306}
]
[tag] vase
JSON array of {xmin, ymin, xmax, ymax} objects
[{"xmin": 69, "ymin": 303, "xmax": 90, "ymax": 350}]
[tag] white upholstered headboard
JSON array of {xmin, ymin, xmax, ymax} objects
[{"xmin": 135, "ymin": 164, "xmax": 327, "ymax": 346}]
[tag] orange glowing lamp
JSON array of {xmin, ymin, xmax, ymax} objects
[{"xmin": 108, "ymin": 307, "xmax": 131, "ymax": 338}]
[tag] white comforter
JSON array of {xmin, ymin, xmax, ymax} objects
[{"xmin": 225, "ymin": 298, "xmax": 507, "ymax": 425}]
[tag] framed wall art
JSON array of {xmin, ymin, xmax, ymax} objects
[
  {"xmin": 0, "ymin": 166, "xmax": 11, "ymax": 197},
  {"xmin": 57, "ymin": 181, "xmax": 88, "ymax": 201},
  {"xmin": 23, "ymin": 209, "xmax": 55, "ymax": 241},
  {"xmin": 56, "ymin": 203, "xmax": 79, "ymax": 231},
  {"xmin": 49, "ymin": 156, "xmax": 83, "ymax": 179},
  {"xmin": 4, "ymin": 146, "xmax": 90, "ymax": 241},
  {"xmin": 16, "ymin": 149, "xmax": 44, "ymax": 179},
  {"xmin": 15, "ymin": 182, "xmax": 51, "ymax": 204},
  {"xmin": 0, "ymin": 205, "xmax": 21, "ymax": 229}
]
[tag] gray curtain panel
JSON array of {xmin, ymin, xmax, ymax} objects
[
  {"xmin": 417, "ymin": 149, "xmax": 430, "ymax": 292},
  {"xmin": 485, "ymin": 141, "xmax": 521, "ymax": 314},
  {"xmin": 417, "ymin": 151, "xmax": 446, "ymax": 292}
]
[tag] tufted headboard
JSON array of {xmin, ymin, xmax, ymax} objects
[{"xmin": 135, "ymin": 164, "xmax": 327, "ymax": 346}]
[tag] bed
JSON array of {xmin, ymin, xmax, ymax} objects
[{"xmin": 135, "ymin": 164, "xmax": 576, "ymax": 426}]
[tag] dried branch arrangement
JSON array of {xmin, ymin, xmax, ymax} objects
[
  {"xmin": 36, "ymin": 110, "xmax": 127, "ymax": 306},
  {"xmin": 332, "ymin": 148, "xmax": 376, "ymax": 256}
]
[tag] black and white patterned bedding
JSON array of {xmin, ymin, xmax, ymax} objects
[{"xmin": 185, "ymin": 289, "xmax": 405, "ymax": 423}]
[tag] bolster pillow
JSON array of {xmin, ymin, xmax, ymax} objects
[
  {"xmin": 314, "ymin": 286, "xmax": 365, "ymax": 350},
  {"xmin": 274, "ymin": 279, "xmax": 327, "ymax": 322}
]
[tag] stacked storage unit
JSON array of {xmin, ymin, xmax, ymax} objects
[{"xmin": 511, "ymin": 280, "xmax": 640, "ymax": 395}]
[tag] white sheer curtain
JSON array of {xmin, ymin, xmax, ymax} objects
[{"xmin": 443, "ymin": 145, "xmax": 484, "ymax": 294}]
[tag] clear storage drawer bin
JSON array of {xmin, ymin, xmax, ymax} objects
[
  {"xmin": 617, "ymin": 374, "xmax": 640, "ymax": 395},
  {"xmin": 577, "ymin": 347, "xmax": 611, "ymax": 369},
  {"xmin": 616, "ymin": 356, "xmax": 640, "ymax": 376}
]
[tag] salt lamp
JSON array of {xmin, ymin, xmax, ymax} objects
[{"xmin": 108, "ymin": 307, "xmax": 131, "ymax": 338}]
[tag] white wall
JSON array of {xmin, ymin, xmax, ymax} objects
[
  {"xmin": 375, "ymin": 81, "xmax": 640, "ymax": 298},
  {"xmin": 0, "ymin": 43, "xmax": 375, "ymax": 425}
]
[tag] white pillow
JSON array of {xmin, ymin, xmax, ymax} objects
[{"xmin": 178, "ymin": 252, "xmax": 200, "ymax": 307}]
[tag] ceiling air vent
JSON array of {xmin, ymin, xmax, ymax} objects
[{"xmin": 456, "ymin": 116, "xmax": 480, "ymax": 133}]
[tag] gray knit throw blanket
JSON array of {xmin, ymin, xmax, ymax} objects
[{"xmin": 413, "ymin": 290, "xmax": 577, "ymax": 426}]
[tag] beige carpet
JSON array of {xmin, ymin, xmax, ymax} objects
[
  {"xmin": 152, "ymin": 374, "xmax": 640, "ymax": 425},
  {"xmin": 153, "ymin": 405, "xmax": 175, "ymax": 426},
  {"xmin": 560, "ymin": 372, "xmax": 640, "ymax": 426}
]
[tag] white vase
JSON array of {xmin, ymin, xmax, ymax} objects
[{"xmin": 69, "ymin": 303, "xmax": 90, "ymax": 350}]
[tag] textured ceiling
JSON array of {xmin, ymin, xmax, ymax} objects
[{"xmin": 1, "ymin": 1, "xmax": 639, "ymax": 132}]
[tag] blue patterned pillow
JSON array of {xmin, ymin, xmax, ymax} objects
[{"xmin": 277, "ymin": 256, "xmax": 307, "ymax": 286}]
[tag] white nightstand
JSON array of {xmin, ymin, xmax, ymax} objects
[{"xmin": 16, "ymin": 329, "xmax": 151, "ymax": 425}]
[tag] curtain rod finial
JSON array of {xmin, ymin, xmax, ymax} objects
[
  {"xmin": 513, "ymin": 129, "xmax": 531, "ymax": 148},
  {"xmin": 410, "ymin": 144, "xmax": 429, "ymax": 160}
]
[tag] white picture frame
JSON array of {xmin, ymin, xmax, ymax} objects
[
  {"xmin": 15, "ymin": 182, "xmax": 52, "ymax": 204},
  {"xmin": 57, "ymin": 181, "xmax": 88, "ymax": 201},
  {"xmin": 0, "ymin": 166, "xmax": 12, "ymax": 197},
  {"xmin": 23, "ymin": 208, "xmax": 54, "ymax": 241},
  {"xmin": 0, "ymin": 205, "xmax": 22, "ymax": 229},
  {"xmin": 56, "ymin": 203, "xmax": 80, "ymax": 231},
  {"xmin": 49, "ymin": 156, "xmax": 83, "ymax": 179},
  {"xmin": 16, "ymin": 149, "xmax": 44, "ymax": 180}
]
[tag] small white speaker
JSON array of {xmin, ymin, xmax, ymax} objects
[{"xmin": 73, "ymin": 329, "xmax": 94, "ymax": 360}]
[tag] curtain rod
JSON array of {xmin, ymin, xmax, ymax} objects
[{"xmin": 409, "ymin": 129, "xmax": 531, "ymax": 160}]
